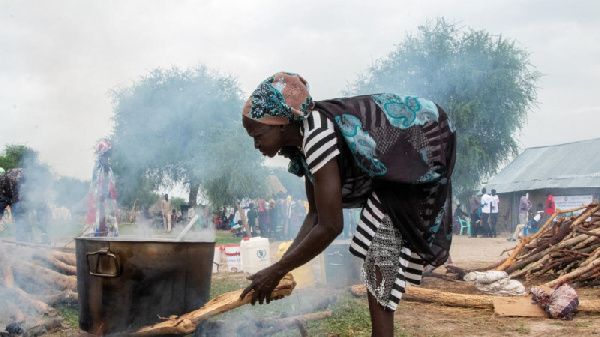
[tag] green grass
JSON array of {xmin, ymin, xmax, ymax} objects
[
  {"xmin": 515, "ymin": 324, "xmax": 531, "ymax": 334},
  {"xmin": 206, "ymin": 273, "xmax": 375, "ymax": 337},
  {"xmin": 54, "ymin": 303, "xmax": 79, "ymax": 328}
]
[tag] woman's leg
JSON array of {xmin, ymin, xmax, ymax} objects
[{"xmin": 367, "ymin": 266, "xmax": 394, "ymax": 337}]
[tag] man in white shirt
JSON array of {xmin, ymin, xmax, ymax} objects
[
  {"xmin": 480, "ymin": 188, "xmax": 492, "ymax": 237},
  {"xmin": 489, "ymin": 189, "xmax": 500, "ymax": 238}
]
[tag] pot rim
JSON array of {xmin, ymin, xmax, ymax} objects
[{"xmin": 75, "ymin": 236, "xmax": 216, "ymax": 244}]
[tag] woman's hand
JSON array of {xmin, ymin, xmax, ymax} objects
[{"xmin": 240, "ymin": 265, "xmax": 287, "ymax": 305}]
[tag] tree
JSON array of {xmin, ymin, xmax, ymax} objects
[
  {"xmin": 110, "ymin": 66, "xmax": 268, "ymax": 217},
  {"xmin": 53, "ymin": 176, "xmax": 89, "ymax": 208},
  {"xmin": 345, "ymin": 18, "xmax": 541, "ymax": 199},
  {"xmin": 0, "ymin": 144, "xmax": 38, "ymax": 170}
]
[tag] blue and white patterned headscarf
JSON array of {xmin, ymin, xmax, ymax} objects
[{"xmin": 242, "ymin": 72, "xmax": 313, "ymax": 125}]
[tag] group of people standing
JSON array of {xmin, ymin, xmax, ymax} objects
[
  {"xmin": 468, "ymin": 187, "xmax": 500, "ymax": 238},
  {"xmin": 244, "ymin": 197, "xmax": 307, "ymax": 239}
]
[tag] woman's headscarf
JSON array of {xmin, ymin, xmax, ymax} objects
[{"xmin": 242, "ymin": 72, "xmax": 313, "ymax": 125}]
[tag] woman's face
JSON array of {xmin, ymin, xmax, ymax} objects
[{"xmin": 243, "ymin": 117, "xmax": 283, "ymax": 158}]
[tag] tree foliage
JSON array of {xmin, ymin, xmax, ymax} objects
[
  {"xmin": 345, "ymin": 18, "xmax": 541, "ymax": 198},
  {"xmin": 110, "ymin": 65, "xmax": 267, "ymax": 208},
  {"xmin": 0, "ymin": 144, "xmax": 38, "ymax": 170},
  {"xmin": 53, "ymin": 176, "xmax": 89, "ymax": 208}
]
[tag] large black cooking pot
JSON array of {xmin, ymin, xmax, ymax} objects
[{"xmin": 75, "ymin": 237, "xmax": 215, "ymax": 335}]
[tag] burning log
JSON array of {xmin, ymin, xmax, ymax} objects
[
  {"xmin": 133, "ymin": 273, "xmax": 297, "ymax": 336},
  {"xmin": 12, "ymin": 261, "xmax": 77, "ymax": 291},
  {"xmin": 33, "ymin": 252, "xmax": 77, "ymax": 275},
  {"xmin": 0, "ymin": 242, "xmax": 76, "ymax": 334}
]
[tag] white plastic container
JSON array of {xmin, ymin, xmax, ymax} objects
[
  {"xmin": 241, "ymin": 237, "xmax": 271, "ymax": 275},
  {"xmin": 223, "ymin": 244, "xmax": 242, "ymax": 272}
]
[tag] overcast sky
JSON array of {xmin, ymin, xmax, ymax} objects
[{"xmin": 1, "ymin": 0, "xmax": 599, "ymax": 182}]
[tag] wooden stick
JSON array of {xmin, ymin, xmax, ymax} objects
[{"xmin": 133, "ymin": 274, "xmax": 297, "ymax": 335}]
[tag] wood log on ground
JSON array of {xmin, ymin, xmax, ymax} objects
[
  {"xmin": 12, "ymin": 261, "xmax": 77, "ymax": 291},
  {"xmin": 10, "ymin": 286, "xmax": 59, "ymax": 316},
  {"xmin": 349, "ymin": 284, "xmax": 600, "ymax": 314},
  {"xmin": 33, "ymin": 252, "xmax": 77, "ymax": 275},
  {"xmin": 133, "ymin": 273, "xmax": 297, "ymax": 336},
  {"xmin": 50, "ymin": 250, "xmax": 76, "ymax": 266}
]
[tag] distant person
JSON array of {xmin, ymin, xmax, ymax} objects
[
  {"xmin": 187, "ymin": 205, "xmax": 196, "ymax": 220},
  {"xmin": 469, "ymin": 193, "xmax": 480, "ymax": 237},
  {"xmin": 545, "ymin": 193, "xmax": 555, "ymax": 223},
  {"xmin": 480, "ymin": 187, "xmax": 492, "ymax": 237},
  {"xmin": 545, "ymin": 194, "xmax": 555, "ymax": 215},
  {"xmin": 489, "ymin": 189, "xmax": 499, "ymax": 238},
  {"xmin": 161, "ymin": 193, "xmax": 172, "ymax": 233},
  {"xmin": 257, "ymin": 199, "xmax": 268, "ymax": 237},
  {"xmin": 246, "ymin": 203, "xmax": 258, "ymax": 234},
  {"xmin": 518, "ymin": 193, "xmax": 532, "ymax": 226}
]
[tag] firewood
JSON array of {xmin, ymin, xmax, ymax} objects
[
  {"xmin": 12, "ymin": 261, "xmax": 77, "ymax": 291},
  {"xmin": 33, "ymin": 252, "xmax": 77, "ymax": 275},
  {"xmin": 34, "ymin": 289, "xmax": 78, "ymax": 305},
  {"xmin": 504, "ymin": 227, "xmax": 600, "ymax": 275},
  {"xmin": 133, "ymin": 273, "xmax": 297, "ymax": 335},
  {"xmin": 547, "ymin": 247, "xmax": 600, "ymax": 288},
  {"xmin": 11, "ymin": 286, "xmax": 59, "ymax": 316},
  {"xmin": 496, "ymin": 204, "xmax": 600, "ymax": 273},
  {"xmin": 510, "ymin": 255, "xmax": 550, "ymax": 278}
]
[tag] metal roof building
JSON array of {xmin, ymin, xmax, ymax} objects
[
  {"xmin": 480, "ymin": 138, "xmax": 600, "ymax": 234},
  {"xmin": 486, "ymin": 138, "xmax": 600, "ymax": 193}
]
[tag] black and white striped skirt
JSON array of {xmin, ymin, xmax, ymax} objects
[{"xmin": 349, "ymin": 192, "xmax": 424, "ymax": 311}]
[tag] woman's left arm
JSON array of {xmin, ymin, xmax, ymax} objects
[{"xmin": 240, "ymin": 159, "xmax": 344, "ymax": 304}]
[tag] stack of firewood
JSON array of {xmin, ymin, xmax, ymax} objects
[
  {"xmin": 0, "ymin": 240, "xmax": 77, "ymax": 335},
  {"xmin": 494, "ymin": 202, "xmax": 600, "ymax": 288}
]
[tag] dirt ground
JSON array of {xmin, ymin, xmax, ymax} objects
[
  {"xmin": 42, "ymin": 232, "xmax": 600, "ymax": 336},
  {"xmin": 395, "ymin": 234, "xmax": 600, "ymax": 337}
]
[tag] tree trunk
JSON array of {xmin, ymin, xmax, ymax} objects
[{"xmin": 188, "ymin": 181, "xmax": 200, "ymax": 207}]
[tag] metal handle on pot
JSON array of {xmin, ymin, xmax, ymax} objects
[{"xmin": 86, "ymin": 248, "xmax": 121, "ymax": 278}]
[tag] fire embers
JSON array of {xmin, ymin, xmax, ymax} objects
[{"xmin": 2, "ymin": 322, "xmax": 24, "ymax": 336}]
